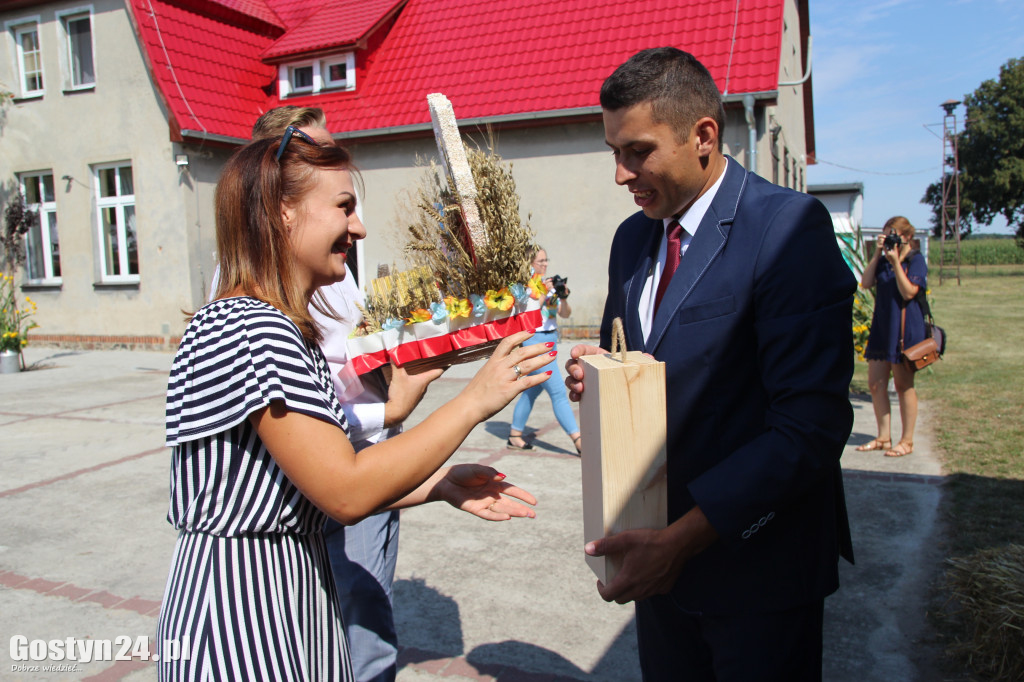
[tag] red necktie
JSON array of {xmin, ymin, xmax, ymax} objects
[{"xmin": 654, "ymin": 219, "xmax": 683, "ymax": 313}]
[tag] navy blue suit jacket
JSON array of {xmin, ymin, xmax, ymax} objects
[{"xmin": 599, "ymin": 158, "xmax": 856, "ymax": 615}]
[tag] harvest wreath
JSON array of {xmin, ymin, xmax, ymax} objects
[{"xmin": 345, "ymin": 94, "xmax": 541, "ymax": 375}]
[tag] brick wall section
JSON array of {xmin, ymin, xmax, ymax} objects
[
  {"xmin": 558, "ymin": 326, "xmax": 599, "ymax": 340},
  {"xmin": 32, "ymin": 329, "xmax": 596, "ymax": 351},
  {"xmin": 27, "ymin": 326, "xmax": 597, "ymax": 353},
  {"xmin": 30, "ymin": 335, "xmax": 183, "ymax": 352}
]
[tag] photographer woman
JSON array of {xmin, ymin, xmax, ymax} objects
[
  {"xmin": 507, "ymin": 247, "xmax": 583, "ymax": 454},
  {"xmin": 856, "ymin": 216, "xmax": 928, "ymax": 458},
  {"xmin": 156, "ymin": 133, "xmax": 553, "ymax": 679}
]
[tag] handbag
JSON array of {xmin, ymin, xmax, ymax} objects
[{"xmin": 899, "ymin": 289, "xmax": 945, "ymax": 372}]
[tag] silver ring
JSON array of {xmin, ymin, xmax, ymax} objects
[{"xmin": 512, "ymin": 364, "xmax": 522, "ymax": 380}]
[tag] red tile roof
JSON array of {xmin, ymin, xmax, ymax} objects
[
  {"xmin": 261, "ymin": 0, "xmax": 405, "ymax": 60},
  {"xmin": 127, "ymin": 0, "xmax": 791, "ymax": 143}
]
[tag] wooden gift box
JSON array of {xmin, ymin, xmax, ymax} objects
[{"xmin": 578, "ymin": 349, "xmax": 667, "ymax": 584}]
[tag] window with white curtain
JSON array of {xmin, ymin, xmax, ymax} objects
[
  {"xmin": 9, "ymin": 19, "xmax": 44, "ymax": 96},
  {"xmin": 278, "ymin": 53, "xmax": 356, "ymax": 97},
  {"xmin": 93, "ymin": 163, "xmax": 139, "ymax": 282},
  {"xmin": 58, "ymin": 7, "xmax": 95, "ymax": 89},
  {"xmin": 20, "ymin": 172, "xmax": 61, "ymax": 283}
]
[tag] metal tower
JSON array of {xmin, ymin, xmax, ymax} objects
[{"xmin": 939, "ymin": 99, "xmax": 962, "ymax": 285}]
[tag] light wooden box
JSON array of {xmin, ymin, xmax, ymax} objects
[{"xmin": 578, "ymin": 350, "xmax": 668, "ymax": 584}]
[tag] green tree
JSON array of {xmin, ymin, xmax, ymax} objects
[{"xmin": 921, "ymin": 57, "xmax": 1024, "ymax": 248}]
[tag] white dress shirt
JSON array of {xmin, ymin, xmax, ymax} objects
[{"xmin": 639, "ymin": 158, "xmax": 729, "ymax": 342}]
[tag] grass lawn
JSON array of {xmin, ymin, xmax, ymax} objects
[
  {"xmin": 861, "ymin": 264, "xmax": 1024, "ymax": 680},
  {"xmin": 924, "ymin": 265, "xmax": 1024, "ymax": 554}
]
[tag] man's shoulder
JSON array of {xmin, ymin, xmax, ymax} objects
[
  {"xmin": 613, "ymin": 210, "xmax": 662, "ymax": 244},
  {"xmin": 733, "ymin": 175, "xmax": 829, "ymax": 230},
  {"xmin": 610, "ymin": 211, "xmax": 659, "ymax": 256}
]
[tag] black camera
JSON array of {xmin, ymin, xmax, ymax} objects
[
  {"xmin": 883, "ymin": 233, "xmax": 902, "ymax": 251},
  {"xmin": 550, "ymin": 275, "xmax": 570, "ymax": 299}
]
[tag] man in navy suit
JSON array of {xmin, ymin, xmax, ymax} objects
[{"xmin": 565, "ymin": 48, "xmax": 856, "ymax": 681}]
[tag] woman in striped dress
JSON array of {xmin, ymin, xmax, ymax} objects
[{"xmin": 156, "ymin": 132, "xmax": 553, "ymax": 680}]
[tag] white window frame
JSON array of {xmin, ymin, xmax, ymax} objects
[
  {"xmin": 56, "ymin": 6, "xmax": 96, "ymax": 90},
  {"xmin": 19, "ymin": 171, "xmax": 62, "ymax": 284},
  {"xmin": 321, "ymin": 55, "xmax": 353, "ymax": 89},
  {"xmin": 6, "ymin": 17, "xmax": 44, "ymax": 98},
  {"xmin": 93, "ymin": 162, "xmax": 140, "ymax": 284},
  {"xmin": 278, "ymin": 52, "xmax": 355, "ymax": 97}
]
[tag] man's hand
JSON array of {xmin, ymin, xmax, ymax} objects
[
  {"xmin": 384, "ymin": 363, "xmax": 444, "ymax": 427},
  {"xmin": 585, "ymin": 506, "xmax": 718, "ymax": 604},
  {"xmin": 431, "ymin": 463, "xmax": 537, "ymax": 521},
  {"xmin": 564, "ymin": 344, "xmax": 606, "ymax": 402}
]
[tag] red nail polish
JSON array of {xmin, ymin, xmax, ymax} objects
[
  {"xmin": 545, "ymin": 342, "xmax": 555, "ymax": 348},
  {"xmin": 495, "ymin": 472, "xmax": 506, "ymax": 480},
  {"xmin": 545, "ymin": 371, "xmax": 553, "ymax": 376},
  {"xmin": 548, "ymin": 350, "xmax": 557, "ymax": 357}
]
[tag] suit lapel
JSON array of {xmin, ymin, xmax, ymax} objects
[
  {"xmin": 645, "ymin": 161, "xmax": 747, "ymax": 353},
  {"xmin": 625, "ymin": 221, "xmax": 661, "ymax": 348}
]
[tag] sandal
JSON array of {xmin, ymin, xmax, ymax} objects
[
  {"xmin": 855, "ymin": 438, "xmax": 891, "ymax": 452},
  {"xmin": 572, "ymin": 435, "xmax": 582, "ymax": 455},
  {"xmin": 506, "ymin": 436, "xmax": 534, "ymax": 451},
  {"xmin": 885, "ymin": 441, "xmax": 913, "ymax": 458}
]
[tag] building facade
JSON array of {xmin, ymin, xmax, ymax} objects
[{"xmin": 1, "ymin": 0, "xmax": 816, "ymax": 346}]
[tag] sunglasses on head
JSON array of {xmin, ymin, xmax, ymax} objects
[{"xmin": 275, "ymin": 125, "xmax": 318, "ymax": 161}]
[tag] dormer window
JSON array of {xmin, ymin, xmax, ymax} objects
[
  {"xmin": 289, "ymin": 64, "xmax": 314, "ymax": 93},
  {"xmin": 279, "ymin": 53, "xmax": 355, "ymax": 97}
]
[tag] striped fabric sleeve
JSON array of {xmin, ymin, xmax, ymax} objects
[{"xmin": 166, "ymin": 299, "xmax": 343, "ymax": 446}]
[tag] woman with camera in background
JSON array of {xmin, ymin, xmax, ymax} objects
[
  {"xmin": 507, "ymin": 247, "xmax": 583, "ymax": 454},
  {"xmin": 856, "ymin": 216, "xmax": 928, "ymax": 458}
]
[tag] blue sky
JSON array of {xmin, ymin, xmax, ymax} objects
[{"xmin": 807, "ymin": 0, "xmax": 1024, "ymax": 234}]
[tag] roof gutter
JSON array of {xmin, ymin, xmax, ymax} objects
[
  {"xmin": 179, "ymin": 130, "xmax": 250, "ymax": 146},
  {"xmin": 176, "ymin": 92, "xmax": 781, "ymax": 146},
  {"xmin": 333, "ymin": 105, "xmax": 605, "ymax": 141},
  {"xmin": 723, "ymin": 90, "xmax": 778, "ymax": 104},
  {"xmin": 332, "ymin": 94, "xmax": 779, "ymax": 142}
]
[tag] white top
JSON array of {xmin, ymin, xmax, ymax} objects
[
  {"xmin": 209, "ymin": 264, "xmax": 389, "ymax": 447},
  {"xmin": 308, "ymin": 267, "xmax": 393, "ymax": 447},
  {"xmin": 639, "ymin": 158, "xmax": 729, "ymax": 342}
]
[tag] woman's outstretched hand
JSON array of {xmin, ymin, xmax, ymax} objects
[
  {"xmin": 457, "ymin": 331, "xmax": 555, "ymax": 421},
  {"xmin": 430, "ymin": 463, "xmax": 537, "ymax": 520}
]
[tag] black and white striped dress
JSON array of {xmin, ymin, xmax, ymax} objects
[{"xmin": 157, "ymin": 297, "xmax": 353, "ymax": 681}]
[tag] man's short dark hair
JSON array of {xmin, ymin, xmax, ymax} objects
[{"xmin": 600, "ymin": 47, "xmax": 726, "ymax": 146}]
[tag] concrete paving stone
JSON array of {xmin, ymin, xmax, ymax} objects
[
  {"xmin": 0, "ymin": 346, "xmax": 950, "ymax": 681},
  {"xmin": 0, "ymin": 586, "xmax": 160, "ymax": 681}
]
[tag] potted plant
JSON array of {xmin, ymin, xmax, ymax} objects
[
  {"xmin": 0, "ymin": 273, "xmax": 36, "ymax": 373},
  {"xmin": 1, "ymin": 190, "xmax": 38, "ymax": 373}
]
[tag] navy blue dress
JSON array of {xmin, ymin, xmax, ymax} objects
[{"xmin": 864, "ymin": 251, "xmax": 928, "ymax": 363}]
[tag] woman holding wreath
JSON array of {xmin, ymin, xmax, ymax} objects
[
  {"xmin": 156, "ymin": 131, "xmax": 552, "ymax": 679},
  {"xmin": 856, "ymin": 216, "xmax": 928, "ymax": 458}
]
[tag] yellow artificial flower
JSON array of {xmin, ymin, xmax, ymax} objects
[
  {"xmin": 485, "ymin": 288, "xmax": 514, "ymax": 312},
  {"xmin": 408, "ymin": 308, "xmax": 432, "ymax": 324},
  {"xmin": 527, "ymin": 274, "xmax": 547, "ymax": 299},
  {"xmin": 445, "ymin": 296, "xmax": 470, "ymax": 319}
]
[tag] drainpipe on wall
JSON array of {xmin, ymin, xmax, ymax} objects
[{"xmin": 743, "ymin": 94, "xmax": 757, "ymax": 173}]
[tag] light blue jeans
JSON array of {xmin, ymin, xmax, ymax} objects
[
  {"xmin": 510, "ymin": 330, "xmax": 579, "ymax": 437},
  {"xmin": 324, "ymin": 512, "xmax": 400, "ymax": 682}
]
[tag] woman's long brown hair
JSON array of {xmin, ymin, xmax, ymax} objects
[{"xmin": 212, "ymin": 136, "xmax": 353, "ymax": 345}]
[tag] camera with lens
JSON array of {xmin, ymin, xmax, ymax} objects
[
  {"xmin": 883, "ymin": 233, "xmax": 902, "ymax": 252},
  {"xmin": 550, "ymin": 275, "xmax": 570, "ymax": 300}
]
